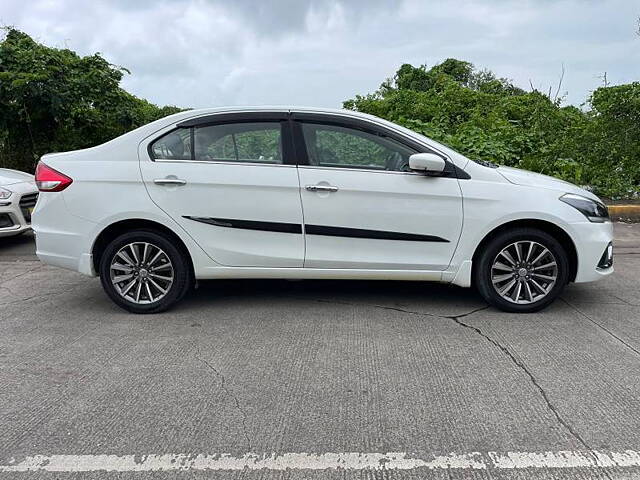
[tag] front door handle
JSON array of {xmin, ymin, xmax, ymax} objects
[
  {"xmin": 154, "ymin": 178, "xmax": 187, "ymax": 186},
  {"xmin": 305, "ymin": 184, "xmax": 338, "ymax": 192}
]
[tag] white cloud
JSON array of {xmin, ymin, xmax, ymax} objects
[{"xmin": 2, "ymin": 0, "xmax": 638, "ymax": 109}]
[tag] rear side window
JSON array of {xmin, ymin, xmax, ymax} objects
[
  {"xmin": 150, "ymin": 128, "xmax": 192, "ymax": 160},
  {"xmin": 194, "ymin": 122, "xmax": 282, "ymax": 164},
  {"xmin": 150, "ymin": 123, "xmax": 283, "ymax": 164}
]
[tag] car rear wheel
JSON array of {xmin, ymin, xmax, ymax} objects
[
  {"xmin": 99, "ymin": 230, "xmax": 192, "ymax": 314},
  {"xmin": 474, "ymin": 228, "xmax": 569, "ymax": 313}
]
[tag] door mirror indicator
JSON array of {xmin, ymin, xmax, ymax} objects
[{"xmin": 409, "ymin": 153, "xmax": 446, "ymax": 176}]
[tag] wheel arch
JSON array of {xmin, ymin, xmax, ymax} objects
[
  {"xmin": 471, "ymin": 219, "xmax": 578, "ymax": 283},
  {"xmin": 92, "ymin": 218, "xmax": 195, "ymax": 278}
]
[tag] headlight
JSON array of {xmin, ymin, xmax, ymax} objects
[
  {"xmin": 0, "ymin": 187, "xmax": 13, "ymax": 200},
  {"xmin": 559, "ymin": 193, "xmax": 609, "ymax": 222}
]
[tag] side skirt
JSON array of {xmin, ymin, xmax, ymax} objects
[{"xmin": 193, "ymin": 266, "xmax": 444, "ymax": 282}]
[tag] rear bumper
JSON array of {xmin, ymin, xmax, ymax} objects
[
  {"xmin": 35, "ymin": 234, "xmax": 96, "ymax": 275},
  {"xmin": 570, "ymin": 220, "xmax": 614, "ymax": 283},
  {"xmin": 33, "ymin": 192, "xmax": 98, "ymax": 276}
]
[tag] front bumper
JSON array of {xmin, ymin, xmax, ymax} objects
[
  {"xmin": 570, "ymin": 220, "xmax": 614, "ymax": 283},
  {"xmin": 0, "ymin": 188, "xmax": 38, "ymax": 238}
]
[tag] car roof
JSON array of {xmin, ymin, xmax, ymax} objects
[
  {"xmin": 88, "ymin": 105, "xmax": 468, "ymax": 169},
  {"xmin": 164, "ymin": 105, "xmax": 381, "ymax": 121},
  {"xmin": 104, "ymin": 106, "xmax": 395, "ymax": 148}
]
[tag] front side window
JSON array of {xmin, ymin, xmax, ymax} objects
[
  {"xmin": 194, "ymin": 122, "xmax": 282, "ymax": 164},
  {"xmin": 301, "ymin": 123, "xmax": 416, "ymax": 172}
]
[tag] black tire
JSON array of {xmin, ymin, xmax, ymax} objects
[
  {"xmin": 474, "ymin": 228, "xmax": 569, "ymax": 313},
  {"xmin": 99, "ymin": 229, "xmax": 192, "ymax": 314}
]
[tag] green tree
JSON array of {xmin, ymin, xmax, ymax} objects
[
  {"xmin": 344, "ymin": 60, "xmax": 639, "ymax": 198},
  {"xmin": 0, "ymin": 28, "xmax": 184, "ymax": 172}
]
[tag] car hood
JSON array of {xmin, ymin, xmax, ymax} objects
[
  {"xmin": 0, "ymin": 168, "xmax": 35, "ymax": 187},
  {"xmin": 496, "ymin": 166, "xmax": 601, "ymax": 202}
]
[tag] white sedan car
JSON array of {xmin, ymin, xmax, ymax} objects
[
  {"xmin": 32, "ymin": 107, "xmax": 613, "ymax": 314},
  {"xmin": 0, "ymin": 168, "xmax": 38, "ymax": 238}
]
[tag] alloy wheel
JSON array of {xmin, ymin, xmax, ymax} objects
[
  {"xmin": 490, "ymin": 241, "xmax": 558, "ymax": 305},
  {"xmin": 109, "ymin": 242, "xmax": 174, "ymax": 304}
]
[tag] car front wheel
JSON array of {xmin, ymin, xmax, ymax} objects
[
  {"xmin": 475, "ymin": 228, "xmax": 570, "ymax": 313},
  {"xmin": 99, "ymin": 230, "xmax": 192, "ymax": 314}
]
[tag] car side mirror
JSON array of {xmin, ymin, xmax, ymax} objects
[{"xmin": 409, "ymin": 153, "xmax": 446, "ymax": 175}]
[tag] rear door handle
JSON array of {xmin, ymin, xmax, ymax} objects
[
  {"xmin": 154, "ymin": 178, "xmax": 187, "ymax": 186},
  {"xmin": 305, "ymin": 184, "xmax": 338, "ymax": 192}
]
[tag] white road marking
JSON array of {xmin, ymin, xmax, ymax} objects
[{"xmin": 1, "ymin": 450, "xmax": 640, "ymax": 473}]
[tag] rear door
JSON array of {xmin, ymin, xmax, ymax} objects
[
  {"xmin": 140, "ymin": 112, "xmax": 304, "ymax": 267},
  {"xmin": 292, "ymin": 113, "xmax": 463, "ymax": 270}
]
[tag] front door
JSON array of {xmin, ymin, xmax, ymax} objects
[
  {"xmin": 140, "ymin": 115, "xmax": 304, "ymax": 267},
  {"xmin": 294, "ymin": 117, "xmax": 463, "ymax": 270}
]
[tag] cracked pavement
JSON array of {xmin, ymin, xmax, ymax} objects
[{"xmin": 1, "ymin": 225, "xmax": 640, "ymax": 479}]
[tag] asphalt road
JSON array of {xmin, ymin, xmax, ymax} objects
[{"xmin": 1, "ymin": 225, "xmax": 640, "ymax": 479}]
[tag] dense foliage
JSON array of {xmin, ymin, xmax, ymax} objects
[
  {"xmin": 344, "ymin": 60, "xmax": 640, "ymax": 198},
  {"xmin": 1, "ymin": 29, "xmax": 637, "ymax": 198},
  {"xmin": 0, "ymin": 28, "xmax": 183, "ymax": 172}
]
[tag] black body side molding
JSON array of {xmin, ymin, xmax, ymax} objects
[
  {"xmin": 184, "ymin": 216, "xmax": 448, "ymax": 243},
  {"xmin": 305, "ymin": 225, "xmax": 449, "ymax": 242},
  {"xmin": 183, "ymin": 216, "xmax": 302, "ymax": 234}
]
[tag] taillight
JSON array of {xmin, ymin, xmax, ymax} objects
[{"xmin": 35, "ymin": 162, "xmax": 73, "ymax": 192}]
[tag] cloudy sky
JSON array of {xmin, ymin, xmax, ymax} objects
[{"xmin": 2, "ymin": 0, "xmax": 638, "ymax": 109}]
